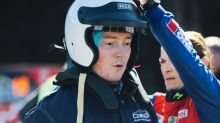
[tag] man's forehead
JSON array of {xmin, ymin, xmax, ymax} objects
[{"xmin": 103, "ymin": 32, "xmax": 132, "ymax": 38}]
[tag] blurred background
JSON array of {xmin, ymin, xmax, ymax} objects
[{"xmin": 0, "ymin": 0, "xmax": 220, "ymax": 122}]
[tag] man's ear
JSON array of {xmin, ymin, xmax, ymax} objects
[{"xmin": 201, "ymin": 56, "xmax": 210, "ymax": 67}]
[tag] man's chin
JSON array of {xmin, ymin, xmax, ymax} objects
[
  {"xmin": 165, "ymin": 83, "xmax": 176, "ymax": 91},
  {"xmin": 109, "ymin": 75, "xmax": 123, "ymax": 82}
]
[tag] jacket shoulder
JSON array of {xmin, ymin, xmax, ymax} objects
[
  {"xmin": 23, "ymin": 87, "xmax": 78, "ymax": 123},
  {"xmin": 23, "ymin": 104, "xmax": 55, "ymax": 123}
]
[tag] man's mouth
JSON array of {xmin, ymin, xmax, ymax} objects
[
  {"xmin": 114, "ymin": 64, "xmax": 123, "ymax": 68},
  {"xmin": 166, "ymin": 77, "xmax": 175, "ymax": 81}
]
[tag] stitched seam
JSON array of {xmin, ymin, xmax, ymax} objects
[
  {"xmin": 23, "ymin": 107, "xmax": 37, "ymax": 121},
  {"xmin": 38, "ymin": 107, "xmax": 56, "ymax": 123}
]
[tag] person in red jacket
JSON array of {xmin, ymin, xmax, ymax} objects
[{"xmin": 152, "ymin": 31, "xmax": 212, "ymax": 123}]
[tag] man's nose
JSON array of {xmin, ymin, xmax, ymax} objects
[
  {"xmin": 165, "ymin": 65, "xmax": 174, "ymax": 73},
  {"xmin": 114, "ymin": 46, "xmax": 127, "ymax": 57}
]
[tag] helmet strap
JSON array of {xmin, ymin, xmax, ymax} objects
[{"xmin": 77, "ymin": 73, "xmax": 87, "ymax": 123}]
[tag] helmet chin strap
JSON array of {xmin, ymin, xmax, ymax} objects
[{"xmin": 77, "ymin": 73, "xmax": 87, "ymax": 123}]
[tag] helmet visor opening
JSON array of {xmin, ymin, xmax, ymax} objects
[{"xmin": 93, "ymin": 25, "xmax": 146, "ymax": 34}]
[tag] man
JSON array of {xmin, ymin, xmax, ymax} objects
[
  {"xmin": 23, "ymin": 0, "xmax": 158, "ymax": 123},
  {"xmin": 152, "ymin": 31, "xmax": 211, "ymax": 123},
  {"xmin": 205, "ymin": 36, "xmax": 220, "ymax": 79},
  {"xmin": 141, "ymin": 0, "xmax": 220, "ymax": 122}
]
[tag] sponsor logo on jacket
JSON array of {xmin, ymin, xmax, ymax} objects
[
  {"xmin": 168, "ymin": 116, "xmax": 177, "ymax": 123},
  {"xmin": 178, "ymin": 109, "xmax": 188, "ymax": 119},
  {"xmin": 167, "ymin": 19, "xmax": 179, "ymax": 34},
  {"xmin": 167, "ymin": 109, "xmax": 189, "ymax": 123},
  {"xmin": 167, "ymin": 19, "xmax": 193, "ymax": 53},
  {"xmin": 132, "ymin": 109, "xmax": 151, "ymax": 122}
]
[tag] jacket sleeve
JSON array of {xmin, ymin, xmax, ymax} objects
[
  {"xmin": 144, "ymin": 4, "xmax": 220, "ymax": 120},
  {"xmin": 23, "ymin": 105, "xmax": 54, "ymax": 123},
  {"xmin": 150, "ymin": 93, "xmax": 166, "ymax": 123}
]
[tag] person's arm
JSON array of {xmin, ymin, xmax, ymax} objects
[
  {"xmin": 149, "ymin": 92, "xmax": 165, "ymax": 123},
  {"xmin": 142, "ymin": 2, "xmax": 220, "ymax": 121}
]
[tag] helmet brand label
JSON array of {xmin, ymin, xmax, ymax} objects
[
  {"xmin": 94, "ymin": 25, "xmax": 103, "ymax": 31},
  {"xmin": 125, "ymin": 27, "xmax": 134, "ymax": 33},
  {"xmin": 117, "ymin": 3, "xmax": 132, "ymax": 10}
]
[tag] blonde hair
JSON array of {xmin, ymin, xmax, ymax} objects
[{"xmin": 185, "ymin": 31, "xmax": 212, "ymax": 69}]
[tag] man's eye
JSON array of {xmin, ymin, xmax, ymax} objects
[
  {"xmin": 106, "ymin": 43, "xmax": 113, "ymax": 46},
  {"xmin": 125, "ymin": 42, "xmax": 131, "ymax": 45},
  {"xmin": 159, "ymin": 59, "xmax": 165, "ymax": 64},
  {"xmin": 159, "ymin": 58, "xmax": 166, "ymax": 64}
]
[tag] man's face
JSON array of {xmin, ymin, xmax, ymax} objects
[
  {"xmin": 159, "ymin": 48, "xmax": 184, "ymax": 91},
  {"xmin": 210, "ymin": 49, "xmax": 220, "ymax": 73},
  {"xmin": 92, "ymin": 32, "xmax": 132, "ymax": 83}
]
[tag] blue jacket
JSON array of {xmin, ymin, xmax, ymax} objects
[
  {"xmin": 145, "ymin": 5, "xmax": 220, "ymax": 123},
  {"xmin": 23, "ymin": 67, "xmax": 158, "ymax": 123}
]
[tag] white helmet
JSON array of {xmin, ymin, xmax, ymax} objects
[{"xmin": 65, "ymin": 0, "xmax": 147, "ymax": 69}]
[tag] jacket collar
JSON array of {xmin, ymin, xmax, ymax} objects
[
  {"xmin": 54, "ymin": 67, "xmax": 139, "ymax": 110},
  {"xmin": 166, "ymin": 87, "xmax": 188, "ymax": 102}
]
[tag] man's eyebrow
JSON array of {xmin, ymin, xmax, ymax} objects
[{"xmin": 126, "ymin": 36, "xmax": 132, "ymax": 39}]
